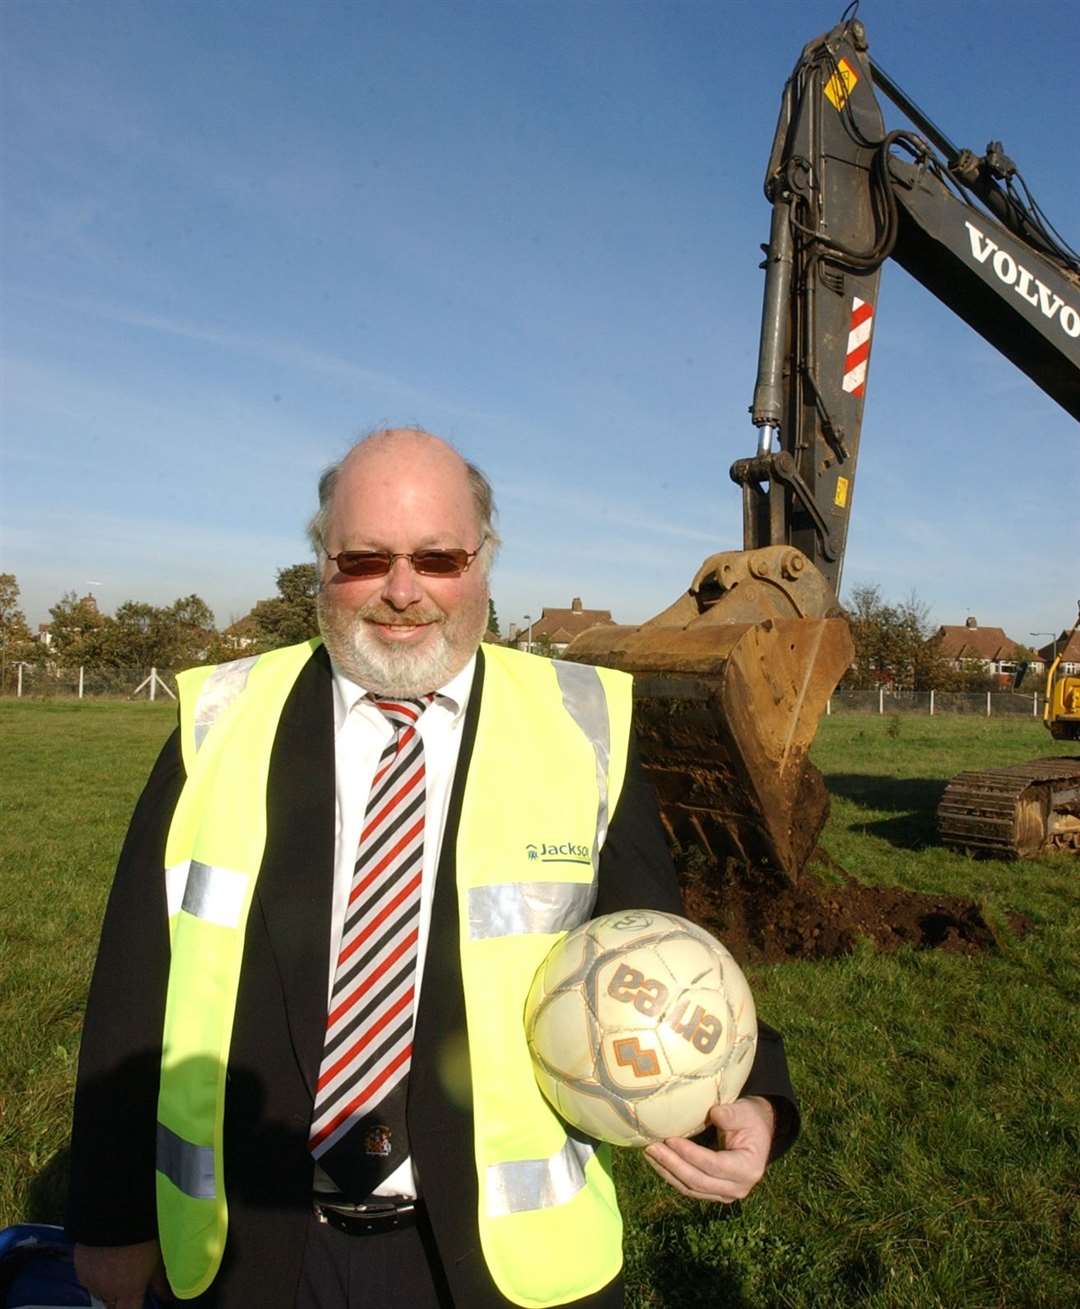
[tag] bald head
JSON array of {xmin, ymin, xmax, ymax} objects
[
  {"xmin": 312, "ymin": 426, "xmax": 499, "ymax": 695},
  {"xmin": 308, "ymin": 426, "xmax": 500, "ymax": 567}
]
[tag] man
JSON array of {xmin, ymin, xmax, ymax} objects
[{"xmin": 68, "ymin": 428, "xmax": 798, "ymax": 1308}]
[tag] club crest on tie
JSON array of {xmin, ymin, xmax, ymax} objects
[{"xmin": 364, "ymin": 1124, "xmax": 393, "ymax": 1158}]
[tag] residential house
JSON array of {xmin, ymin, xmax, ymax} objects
[
  {"xmin": 1038, "ymin": 625, "xmax": 1080, "ymax": 676},
  {"xmin": 510, "ymin": 597, "xmax": 616, "ymax": 655},
  {"xmin": 932, "ymin": 617, "xmax": 1032, "ymax": 687},
  {"xmin": 222, "ymin": 614, "xmax": 258, "ymax": 651}
]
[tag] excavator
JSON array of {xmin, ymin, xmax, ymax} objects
[
  {"xmin": 939, "ymin": 606, "xmax": 1080, "ymax": 858},
  {"xmin": 566, "ymin": 8, "xmax": 1080, "ymax": 874}
]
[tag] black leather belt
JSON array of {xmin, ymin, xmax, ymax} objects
[{"xmin": 313, "ymin": 1196, "xmax": 420, "ymax": 1235}]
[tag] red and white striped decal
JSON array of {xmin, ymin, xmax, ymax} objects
[{"xmin": 842, "ymin": 296, "xmax": 874, "ymax": 396}]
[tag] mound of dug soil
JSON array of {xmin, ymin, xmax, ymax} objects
[{"xmin": 678, "ymin": 852, "xmax": 1022, "ymax": 964}]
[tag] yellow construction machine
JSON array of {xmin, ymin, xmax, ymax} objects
[
  {"xmin": 567, "ymin": 10, "xmax": 1080, "ymax": 875},
  {"xmin": 1043, "ymin": 609, "xmax": 1080, "ymax": 745},
  {"xmin": 938, "ymin": 607, "xmax": 1080, "ymax": 859}
]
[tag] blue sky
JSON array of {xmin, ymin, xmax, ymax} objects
[{"xmin": 3, "ymin": 0, "xmax": 1077, "ymax": 646}]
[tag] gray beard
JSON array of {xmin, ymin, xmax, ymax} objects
[{"xmin": 316, "ymin": 588, "xmax": 488, "ymax": 697}]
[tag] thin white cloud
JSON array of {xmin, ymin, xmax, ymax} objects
[{"xmin": 499, "ymin": 478, "xmax": 720, "ymax": 546}]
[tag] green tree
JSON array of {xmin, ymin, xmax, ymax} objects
[
  {"xmin": 250, "ymin": 563, "xmax": 320, "ymax": 651},
  {"xmin": 1, "ymin": 573, "xmax": 36, "ymax": 690},
  {"xmin": 99, "ymin": 601, "xmax": 159, "ymax": 669},
  {"xmin": 45, "ymin": 591, "xmax": 217, "ymax": 672},
  {"xmin": 47, "ymin": 592, "xmax": 108, "ymax": 664},
  {"xmin": 842, "ymin": 586, "xmax": 951, "ymax": 691},
  {"xmin": 487, "ymin": 598, "xmax": 500, "ymax": 638},
  {"xmin": 931, "ymin": 651, "xmax": 997, "ymax": 693},
  {"xmin": 167, "ymin": 594, "xmax": 217, "ymax": 668},
  {"xmin": 102, "ymin": 598, "xmax": 213, "ymax": 670}
]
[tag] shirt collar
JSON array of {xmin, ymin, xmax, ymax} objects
[{"xmin": 331, "ymin": 651, "xmax": 477, "ymax": 733}]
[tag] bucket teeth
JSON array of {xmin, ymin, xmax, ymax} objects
[{"xmin": 567, "ymin": 616, "xmax": 853, "ymax": 878}]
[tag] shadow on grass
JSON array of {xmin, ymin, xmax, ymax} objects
[
  {"xmin": 626, "ymin": 1208, "xmax": 753, "ymax": 1309},
  {"xmin": 824, "ymin": 774, "xmax": 947, "ymax": 851},
  {"xmin": 26, "ymin": 1147, "xmax": 69, "ymax": 1224}
]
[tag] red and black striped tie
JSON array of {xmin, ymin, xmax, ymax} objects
[{"xmin": 309, "ymin": 693, "xmax": 433, "ymax": 1192}]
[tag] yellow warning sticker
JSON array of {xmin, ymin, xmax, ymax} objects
[
  {"xmin": 834, "ymin": 476, "xmax": 850, "ymax": 508},
  {"xmin": 824, "ymin": 58, "xmax": 858, "ymax": 110}
]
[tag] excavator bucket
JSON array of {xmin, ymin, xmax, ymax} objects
[{"xmin": 564, "ymin": 548, "xmax": 854, "ymax": 880}]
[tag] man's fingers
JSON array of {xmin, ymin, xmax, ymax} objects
[
  {"xmin": 642, "ymin": 1097, "xmax": 776, "ymax": 1203},
  {"xmin": 645, "ymin": 1137, "xmax": 761, "ymax": 1200},
  {"xmin": 643, "ymin": 1147, "xmax": 742, "ymax": 1202}
]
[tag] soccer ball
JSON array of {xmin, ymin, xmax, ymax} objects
[{"xmin": 524, "ymin": 909, "xmax": 757, "ymax": 1147}]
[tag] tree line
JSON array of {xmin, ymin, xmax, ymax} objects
[
  {"xmin": 1, "ymin": 570, "xmax": 1030, "ymax": 692},
  {"xmin": 0, "ymin": 566, "xmax": 320, "ymax": 686},
  {"xmin": 1, "ymin": 566, "xmax": 503, "ymax": 688},
  {"xmin": 840, "ymin": 585, "xmax": 1039, "ymax": 693}
]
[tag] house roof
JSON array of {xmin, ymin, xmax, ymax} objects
[
  {"xmin": 524, "ymin": 597, "xmax": 615, "ymax": 643},
  {"xmin": 1039, "ymin": 627, "xmax": 1080, "ymax": 664},
  {"xmin": 223, "ymin": 614, "xmax": 259, "ymax": 637},
  {"xmin": 934, "ymin": 624, "xmax": 1024, "ymax": 662}
]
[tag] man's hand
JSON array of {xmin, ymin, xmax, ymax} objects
[
  {"xmin": 73, "ymin": 1240, "xmax": 170, "ymax": 1308},
  {"xmin": 644, "ymin": 1095, "xmax": 775, "ymax": 1203}
]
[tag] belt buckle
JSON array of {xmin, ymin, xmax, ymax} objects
[{"xmin": 313, "ymin": 1197, "xmax": 417, "ymax": 1235}]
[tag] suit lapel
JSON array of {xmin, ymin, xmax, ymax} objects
[{"xmin": 256, "ymin": 642, "xmax": 336, "ymax": 1099}]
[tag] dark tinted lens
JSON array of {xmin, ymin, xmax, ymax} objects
[
  {"xmin": 335, "ymin": 551, "xmax": 393, "ymax": 577},
  {"xmin": 412, "ymin": 549, "xmax": 470, "ymax": 576}
]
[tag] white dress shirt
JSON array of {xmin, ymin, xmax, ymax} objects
[{"xmin": 314, "ymin": 653, "xmax": 477, "ymax": 1200}]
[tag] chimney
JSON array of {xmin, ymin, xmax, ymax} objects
[
  {"xmin": 571, "ymin": 597, "xmax": 583, "ymax": 612},
  {"xmin": 965, "ymin": 617, "xmax": 978, "ymax": 628}
]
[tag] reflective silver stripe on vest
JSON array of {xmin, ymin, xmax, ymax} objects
[
  {"xmin": 181, "ymin": 860, "xmax": 248, "ymax": 929},
  {"xmin": 485, "ymin": 1134, "xmax": 595, "ymax": 1218},
  {"xmin": 468, "ymin": 880, "xmax": 597, "ymax": 941},
  {"xmin": 165, "ymin": 860, "xmax": 191, "ymax": 919},
  {"xmin": 553, "ymin": 661, "xmax": 611, "ymax": 872},
  {"xmin": 156, "ymin": 1121, "xmax": 215, "ymax": 1200},
  {"xmin": 193, "ymin": 655, "xmax": 259, "ymax": 751}
]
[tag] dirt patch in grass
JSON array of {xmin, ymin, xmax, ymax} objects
[{"xmin": 679, "ymin": 852, "xmax": 1029, "ymax": 963}]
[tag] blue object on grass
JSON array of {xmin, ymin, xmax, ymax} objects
[{"xmin": 0, "ymin": 1225, "xmax": 161, "ymax": 1308}]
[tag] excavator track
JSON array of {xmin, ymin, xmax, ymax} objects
[{"xmin": 938, "ymin": 758, "xmax": 1080, "ymax": 859}]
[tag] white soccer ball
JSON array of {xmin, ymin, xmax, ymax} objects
[{"xmin": 524, "ymin": 909, "xmax": 757, "ymax": 1147}]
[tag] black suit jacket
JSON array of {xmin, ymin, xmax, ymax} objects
[{"xmin": 67, "ymin": 646, "xmax": 798, "ymax": 1308}]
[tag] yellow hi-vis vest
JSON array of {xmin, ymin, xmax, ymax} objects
[{"xmin": 156, "ymin": 639, "xmax": 632, "ymax": 1307}]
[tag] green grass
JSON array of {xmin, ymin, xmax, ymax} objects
[
  {"xmin": 617, "ymin": 715, "xmax": 1080, "ymax": 1309},
  {"xmin": 2, "ymin": 703, "xmax": 1078, "ymax": 1305},
  {"xmin": 0, "ymin": 700, "xmax": 176, "ymax": 1224}
]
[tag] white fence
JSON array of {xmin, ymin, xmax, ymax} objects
[
  {"xmin": 827, "ymin": 689, "xmax": 1044, "ymax": 718},
  {"xmin": 0, "ymin": 669, "xmax": 1048, "ymax": 718},
  {"xmin": 4, "ymin": 664, "xmax": 177, "ymax": 700}
]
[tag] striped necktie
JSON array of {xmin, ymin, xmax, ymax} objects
[{"xmin": 309, "ymin": 693, "xmax": 433, "ymax": 1193}]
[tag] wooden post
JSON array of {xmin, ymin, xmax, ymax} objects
[
  {"xmin": 78, "ymin": 666, "xmax": 84, "ymax": 699},
  {"xmin": 879, "ymin": 687, "xmax": 884, "ymax": 715},
  {"xmin": 17, "ymin": 664, "xmax": 24, "ymax": 698},
  {"xmin": 986, "ymin": 690, "xmax": 992, "ymax": 717},
  {"xmin": 826, "ymin": 698, "xmax": 831, "ymax": 716},
  {"xmin": 930, "ymin": 688, "xmax": 935, "ymax": 716},
  {"xmin": 150, "ymin": 666, "xmax": 157, "ymax": 701}
]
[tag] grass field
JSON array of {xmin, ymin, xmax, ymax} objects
[{"xmin": 2, "ymin": 701, "xmax": 1078, "ymax": 1307}]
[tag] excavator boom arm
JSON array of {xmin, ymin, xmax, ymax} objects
[
  {"xmin": 744, "ymin": 15, "xmax": 1080, "ymax": 597},
  {"xmin": 566, "ymin": 11, "xmax": 1079, "ymax": 880}
]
